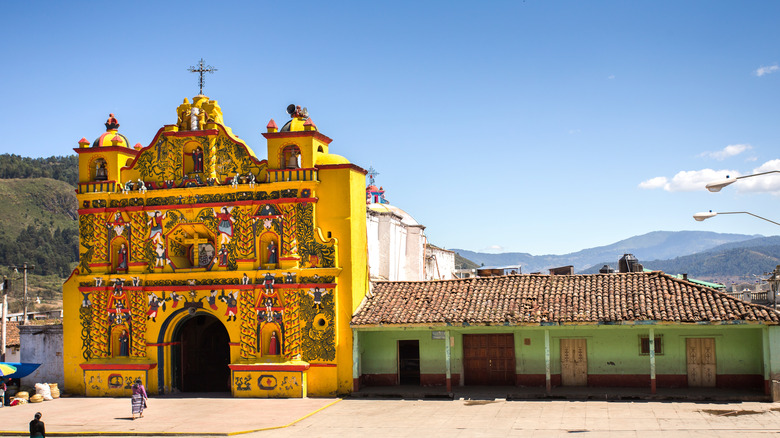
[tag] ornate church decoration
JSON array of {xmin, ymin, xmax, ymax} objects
[{"xmin": 65, "ymin": 92, "xmax": 368, "ymax": 398}]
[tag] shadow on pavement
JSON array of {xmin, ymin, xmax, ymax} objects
[{"xmin": 351, "ymin": 384, "xmax": 771, "ymax": 403}]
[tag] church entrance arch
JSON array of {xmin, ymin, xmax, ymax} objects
[{"xmin": 171, "ymin": 312, "xmax": 230, "ymax": 392}]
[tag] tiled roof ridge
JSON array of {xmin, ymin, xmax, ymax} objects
[{"xmin": 353, "ymin": 271, "xmax": 780, "ymax": 326}]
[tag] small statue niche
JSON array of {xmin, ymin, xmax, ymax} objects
[
  {"xmin": 191, "ymin": 146, "xmax": 204, "ymax": 173},
  {"xmin": 118, "ymin": 329, "xmax": 129, "ymax": 356},
  {"xmin": 116, "ymin": 242, "xmax": 128, "ymax": 272},
  {"xmin": 267, "ymin": 240, "xmax": 278, "ymax": 266},
  {"xmin": 268, "ymin": 330, "xmax": 280, "ymax": 355},
  {"xmin": 111, "ymin": 326, "xmax": 130, "ymax": 357}
]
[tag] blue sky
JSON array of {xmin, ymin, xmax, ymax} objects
[{"xmin": 2, "ymin": 1, "xmax": 779, "ymax": 255}]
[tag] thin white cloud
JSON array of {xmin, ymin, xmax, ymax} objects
[
  {"xmin": 755, "ymin": 64, "xmax": 779, "ymax": 77},
  {"xmin": 736, "ymin": 159, "xmax": 780, "ymax": 195},
  {"xmin": 607, "ymin": 75, "xmax": 615, "ymax": 80},
  {"xmin": 639, "ymin": 169, "xmax": 739, "ymax": 192},
  {"xmin": 638, "ymin": 176, "xmax": 667, "ymax": 189},
  {"xmin": 700, "ymin": 144, "xmax": 752, "ymax": 160},
  {"xmin": 482, "ymin": 245, "xmax": 504, "ymax": 253}
]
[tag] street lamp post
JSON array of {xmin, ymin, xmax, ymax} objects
[
  {"xmin": 701, "ymin": 170, "xmax": 780, "ymax": 310},
  {"xmin": 705, "ymin": 170, "xmax": 780, "ymax": 192},
  {"xmin": 10, "ymin": 263, "xmax": 35, "ymax": 324}
]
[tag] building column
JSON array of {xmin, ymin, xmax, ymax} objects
[
  {"xmin": 649, "ymin": 327, "xmax": 656, "ymax": 394},
  {"xmin": 763, "ymin": 326, "xmax": 771, "ymax": 395},
  {"xmin": 445, "ymin": 330, "xmax": 452, "ymax": 393},
  {"xmin": 352, "ymin": 328, "xmax": 360, "ymax": 392},
  {"xmin": 545, "ymin": 329, "xmax": 551, "ymax": 393}
]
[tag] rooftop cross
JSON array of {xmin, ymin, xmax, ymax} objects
[
  {"xmin": 187, "ymin": 58, "xmax": 218, "ymax": 95},
  {"xmin": 367, "ymin": 166, "xmax": 380, "ymax": 186}
]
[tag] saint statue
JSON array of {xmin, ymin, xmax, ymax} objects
[
  {"xmin": 267, "ymin": 241, "xmax": 278, "ymax": 265},
  {"xmin": 192, "ymin": 147, "xmax": 204, "ymax": 173},
  {"xmin": 268, "ymin": 331, "xmax": 280, "ymax": 355},
  {"xmin": 117, "ymin": 243, "xmax": 128, "ymax": 270},
  {"xmin": 119, "ymin": 330, "xmax": 129, "ymax": 356},
  {"xmin": 190, "ymin": 107, "xmax": 201, "ymax": 131}
]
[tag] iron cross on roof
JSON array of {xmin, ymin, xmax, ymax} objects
[
  {"xmin": 367, "ymin": 166, "xmax": 380, "ymax": 185},
  {"xmin": 187, "ymin": 58, "xmax": 218, "ymax": 95}
]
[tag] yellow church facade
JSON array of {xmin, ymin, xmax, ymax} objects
[{"xmin": 62, "ymin": 97, "xmax": 368, "ymax": 397}]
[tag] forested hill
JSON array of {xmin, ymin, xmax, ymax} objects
[
  {"xmin": 0, "ymin": 177, "xmax": 78, "ymax": 277},
  {"xmin": 0, "ymin": 155, "xmax": 80, "ymax": 309},
  {"xmin": 0, "ymin": 154, "xmax": 78, "ymax": 186}
]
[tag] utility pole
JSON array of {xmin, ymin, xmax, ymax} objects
[
  {"xmin": 11, "ymin": 264, "xmax": 34, "ymax": 325},
  {"xmin": 1, "ymin": 276, "xmax": 7, "ymax": 361}
]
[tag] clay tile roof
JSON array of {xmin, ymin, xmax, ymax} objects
[
  {"xmin": 5, "ymin": 321, "xmax": 20, "ymax": 347},
  {"xmin": 351, "ymin": 272, "xmax": 780, "ymax": 326}
]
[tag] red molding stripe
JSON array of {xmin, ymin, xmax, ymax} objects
[
  {"xmin": 80, "ymin": 363, "xmax": 157, "ymax": 371},
  {"xmin": 262, "ymin": 131, "xmax": 333, "ymax": 145},
  {"xmin": 162, "ymin": 129, "xmax": 219, "ymax": 137},
  {"xmin": 228, "ymin": 364, "xmax": 310, "ymax": 372}
]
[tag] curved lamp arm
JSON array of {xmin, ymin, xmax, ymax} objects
[
  {"xmin": 693, "ymin": 210, "xmax": 780, "ymax": 227},
  {"xmin": 706, "ymin": 170, "xmax": 780, "ymax": 192}
]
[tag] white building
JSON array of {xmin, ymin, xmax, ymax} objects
[
  {"xmin": 425, "ymin": 244, "xmax": 455, "ymax": 281},
  {"xmin": 367, "ymin": 203, "xmax": 426, "ymax": 281},
  {"xmin": 365, "ymin": 169, "xmax": 455, "ymax": 281}
]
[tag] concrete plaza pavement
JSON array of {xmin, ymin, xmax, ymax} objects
[
  {"xmin": 272, "ymin": 398, "xmax": 780, "ymax": 438},
  {"xmin": 0, "ymin": 395, "xmax": 338, "ymax": 436},
  {"xmin": 0, "ymin": 391, "xmax": 778, "ymax": 437}
]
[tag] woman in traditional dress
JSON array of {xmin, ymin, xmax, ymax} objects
[
  {"xmin": 214, "ymin": 207, "xmax": 234, "ymax": 245},
  {"xmin": 148, "ymin": 211, "xmax": 165, "ymax": 243},
  {"xmin": 131, "ymin": 378, "xmax": 148, "ymax": 420}
]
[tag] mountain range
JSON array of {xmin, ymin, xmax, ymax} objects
[{"xmin": 453, "ymin": 231, "xmax": 780, "ymax": 284}]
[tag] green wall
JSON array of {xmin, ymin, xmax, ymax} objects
[{"xmin": 356, "ymin": 324, "xmax": 767, "ymax": 379}]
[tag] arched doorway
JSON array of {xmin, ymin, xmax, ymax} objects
[{"xmin": 172, "ymin": 312, "xmax": 230, "ymax": 392}]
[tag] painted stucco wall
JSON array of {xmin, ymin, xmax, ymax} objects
[
  {"xmin": 357, "ymin": 324, "xmax": 768, "ymax": 385},
  {"xmin": 366, "ymin": 206, "xmax": 427, "ymax": 282},
  {"xmin": 20, "ymin": 324, "xmax": 64, "ymax": 387},
  {"xmin": 360, "ymin": 330, "xmax": 452, "ymax": 377},
  {"xmin": 768, "ymin": 326, "xmax": 780, "ymax": 380},
  {"xmin": 425, "ymin": 247, "xmax": 456, "ymax": 280}
]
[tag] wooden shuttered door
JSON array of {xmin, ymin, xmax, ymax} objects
[
  {"xmin": 463, "ymin": 334, "xmax": 516, "ymax": 385},
  {"xmin": 687, "ymin": 338, "xmax": 716, "ymax": 387},
  {"xmin": 560, "ymin": 338, "xmax": 588, "ymax": 386}
]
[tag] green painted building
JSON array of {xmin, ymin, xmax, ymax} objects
[{"xmin": 351, "ymin": 272, "xmax": 780, "ymax": 394}]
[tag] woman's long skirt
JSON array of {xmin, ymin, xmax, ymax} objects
[{"xmin": 131, "ymin": 393, "xmax": 144, "ymax": 415}]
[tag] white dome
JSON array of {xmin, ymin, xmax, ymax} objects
[{"xmin": 367, "ymin": 203, "xmax": 420, "ymax": 226}]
